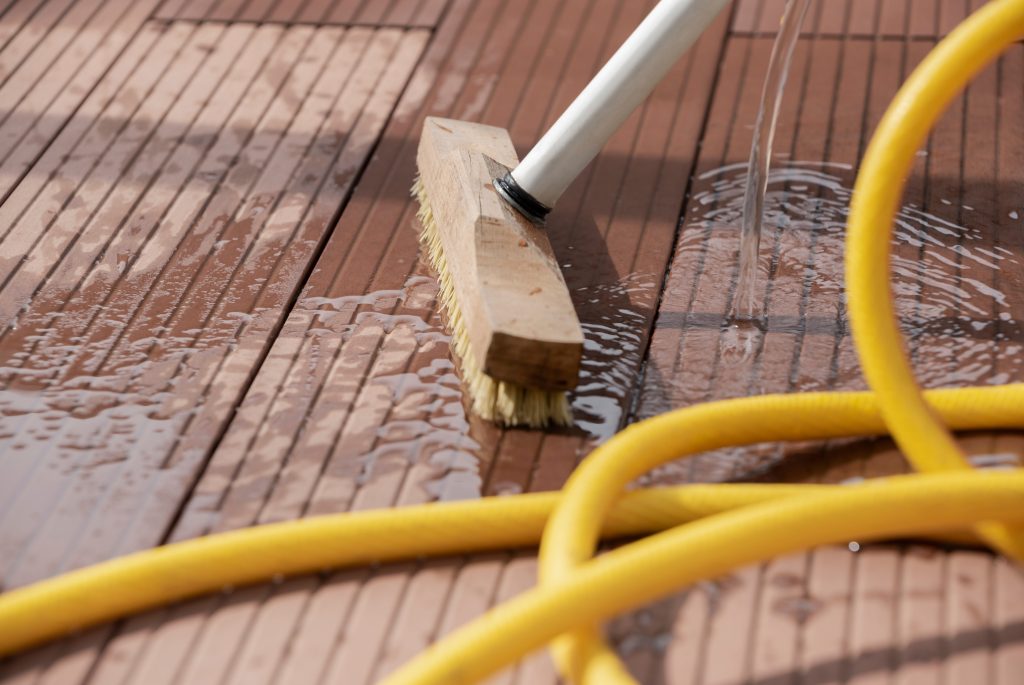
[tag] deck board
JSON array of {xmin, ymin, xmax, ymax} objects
[
  {"xmin": 81, "ymin": 0, "xmax": 729, "ymax": 681},
  {"xmin": 153, "ymin": 0, "xmax": 449, "ymax": 27},
  {"xmin": 637, "ymin": 25, "xmax": 1024, "ymax": 685},
  {"xmin": 1, "ymin": 1, "xmax": 1023, "ymax": 683},
  {"xmin": 731, "ymin": 0, "xmax": 977, "ymax": 38},
  {"xmin": 0, "ymin": 12, "xmax": 427, "ymax": 595}
]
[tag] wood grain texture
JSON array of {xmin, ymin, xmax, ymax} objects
[
  {"xmin": 1, "ymin": 1, "xmax": 1023, "ymax": 683},
  {"xmin": 154, "ymin": 0, "xmax": 450, "ymax": 27},
  {"xmin": 731, "ymin": 0, "xmax": 985, "ymax": 38},
  {"xmin": 0, "ymin": 14, "xmax": 428, "ymax": 601}
]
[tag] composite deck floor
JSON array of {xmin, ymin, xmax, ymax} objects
[{"xmin": 0, "ymin": 0, "xmax": 1022, "ymax": 683}]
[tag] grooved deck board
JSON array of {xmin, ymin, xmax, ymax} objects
[
  {"xmin": 54, "ymin": 0, "xmax": 729, "ymax": 681},
  {"xmin": 731, "ymin": 0, "xmax": 984, "ymax": 38},
  {"xmin": 1, "ymin": 1, "xmax": 1023, "ymax": 684},
  {"xmin": 637, "ymin": 28, "xmax": 1024, "ymax": 685},
  {"xmin": 0, "ymin": 0, "xmax": 428, "ymax": 604},
  {"xmin": 153, "ymin": 0, "xmax": 449, "ymax": 27}
]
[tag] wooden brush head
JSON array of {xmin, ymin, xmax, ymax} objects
[{"xmin": 416, "ymin": 117, "xmax": 583, "ymax": 392}]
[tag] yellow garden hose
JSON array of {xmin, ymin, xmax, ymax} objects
[
  {"xmin": 844, "ymin": 0, "xmax": 1024, "ymax": 559},
  {"xmin": 0, "ymin": 481, "xmax": 839, "ymax": 655},
  {"xmin": 538, "ymin": 1, "xmax": 1024, "ymax": 683},
  {"xmin": 0, "ymin": 387, "xmax": 1014, "ymax": 658},
  {"xmin": 382, "ymin": 471, "xmax": 1024, "ymax": 685},
  {"xmin": 1, "ymin": 3, "xmax": 1023, "ymax": 685}
]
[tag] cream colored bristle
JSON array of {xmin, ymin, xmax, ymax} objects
[{"xmin": 412, "ymin": 176, "xmax": 572, "ymax": 428}]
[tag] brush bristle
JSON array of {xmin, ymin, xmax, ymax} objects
[{"xmin": 412, "ymin": 176, "xmax": 572, "ymax": 428}]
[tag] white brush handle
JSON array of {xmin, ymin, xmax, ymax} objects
[{"xmin": 511, "ymin": 0, "xmax": 731, "ymax": 209}]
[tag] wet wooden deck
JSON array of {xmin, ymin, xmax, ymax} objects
[{"xmin": 1, "ymin": 0, "xmax": 1022, "ymax": 683}]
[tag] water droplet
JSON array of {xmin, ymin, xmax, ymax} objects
[{"xmin": 968, "ymin": 452, "xmax": 1020, "ymax": 469}]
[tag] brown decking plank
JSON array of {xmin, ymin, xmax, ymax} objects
[
  {"xmin": 119, "ymin": 597, "xmax": 225, "ymax": 685},
  {"xmin": 263, "ymin": 0, "xmax": 309, "ymax": 23},
  {"xmin": 235, "ymin": 0, "xmax": 277, "ymax": 21},
  {"xmin": 0, "ymin": 2, "xmax": 426, "ymax": 625},
  {"xmin": 0, "ymin": 20, "xmax": 205, "ymax": 579},
  {"xmin": 269, "ymin": 570, "xmax": 370, "ymax": 684},
  {"xmin": 152, "ymin": 0, "xmax": 186, "ymax": 21},
  {"xmin": 908, "ymin": 0, "xmax": 939, "ymax": 37},
  {"xmin": 847, "ymin": 547, "xmax": 901, "ymax": 685},
  {"xmin": 848, "ymin": 0, "xmax": 881, "ymax": 35},
  {"xmin": 352, "ymin": 0, "xmax": 392, "ymax": 26},
  {"xmin": 63, "ymin": 28, "xmax": 425, "ymax": 573},
  {"xmin": 799, "ymin": 546, "xmax": 857, "ymax": 684},
  {"xmin": 0, "ymin": 631, "xmax": 110, "ymax": 685},
  {"xmin": 168, "ymin": 0, "xmax": 499, "ymax": 528},
  {"xmin": 701, "ymin": 566, "xmax": 764, "ymax": 685},
  {"xmin": 112, "ymin": 0, "xmax": 731, "ymax": 682},
  {"xmin": 0, "ymin": 9, "xmax": 162, "ymax": 225},
  {"xmin": 315, "ymin": 563, "xmax": 415, "ymax": 685},
  {"xmin": 321, "ymin": 0, "xmax": 364, "ymax": 25},
  {"xmin": 0, "ymin": 21, "xmax": 425, "ymax": 684},
  {"xmin": 192, "ymin": 0, "xmax": 494, "ymax": 534},
  {"xmin": 731, "ymin": 0, "xmax": 971, "ymax": 39},
  {"xmin": 994, "ymin": 560, "xmax": 1024, "ymax": 684},
  {"xmin": 158, "ymin": 0, "xmax": 451, "ymax": 27},
  {"xmin": 172, "ymin": 0, "xmax": 218, "ymax": 20},
  {"xmin": 0, "ymin": 18, "xmax": 195, "ymax": 286},
  {"xmin": 944, "ymin": 551, "xmax": 995, "ymax": 683},
  {"xmin": 367, "ymin": 560, "xmax": 461, "ymax": 682},
  {"xmin": 219, "ymin": 577, "xmax": 319, "ymax": 685},
  {"xmin": 0, "ymin": 0, "xmax": 150, "ymax": 181},
  {"xmin": 0, "ymin": 0, "xmax": 48, "ymax": 57},
  {"xmin": 0, "ymin": 21, "xmax": 267, "ymax": 589},
  {"xmin": 748, "ymin": 553, "xmax": 809, "ymax": 683},
  {"xmin": 938, "ymin": 0, "xmax": 968, "ymax": 35},
  {"xmin": 205, "ymin": 0, "xmax": 250, "ymax": 22},
  {"xmin": 410, "ymin": 0, "xmax": 446, "ymax": 28},
  {"xmin": 0, "ymin": 22, "xmax": 300, "ymax": 541},
  {"xmin": 289, "ymin": 0, "xmax": 331, "ymax": 24},
  {"xmin": 0, "ymin": 0, "xmax": 162, "ymax": 205},
  {"xmin": 637, "ymin": 37, "xmax": 776, "ymax": 455},
  {"xmin": 0, "ymin": 0, "xmax": 78, "ymax": 88},
  {"xmin": 815, "ymin": 0, "xmax": 852, "ymax": 37},
  {"xmin": 479, "ymin": 555, "xmax": 559, "ymax": 685},
  {"xmin": 895, "ymin": 547, "xmax": 946, "ymax": 684}
]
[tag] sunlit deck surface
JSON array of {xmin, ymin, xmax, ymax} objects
[{"xmin": 1, "ymin": 0, "xmax": 1023, "ymax": 682}]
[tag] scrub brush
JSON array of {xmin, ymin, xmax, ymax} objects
[
  {"xmin": 412, "ymin": 0, "xmax": 730, "ymax": 427},
  {"xmin": 413, "ymin": 118, "xmax": 582, "ymax": 427}
]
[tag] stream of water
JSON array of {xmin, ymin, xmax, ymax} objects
[{"xmin": 734, "ymin": 0, "xmax": 812, "ymax": 319}]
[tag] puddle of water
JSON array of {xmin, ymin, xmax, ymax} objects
[
  {"xmin": 308, "ymin": 268, "xmax": 661, "ymax": 501},
  {"xmin": 297, "ymin": 276, "xmax": 483, "ymax": 503},
  {"xmin": 680, "ymin": 162, "xmax": 1024, "ymax": 392},
  {"xmin": 0, "ymin": 308, "xmax": 276, "ymax": 464},
  {"xmin": 570, "ymin": 272, "xmax": 658, "ymax": 443},
  {"xmin": 773, "ymin": 595, "xmax": 825, "ymax": 623},
  {"xmin": 2, "ymin": 247, "xmax": 660, "ymax": 513},
  {"xmin": 0, "ymin": 301, "xmax": 285, "ymax": 529},
  {"xmin": 968, "ymin": 452, "xmax": 1021, "ymax": 469}
]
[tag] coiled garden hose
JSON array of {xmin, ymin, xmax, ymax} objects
[
  {"xmin": 535, "ymin": 0, "xmax": 1024, "ymax": 682},
  {"xmin": 844, "ymin": 0, "xmax": 1024, "ymax": 560},
  {"xmin": 0, "ymin": 3, "xmax": 1022, "ymax": 685}
]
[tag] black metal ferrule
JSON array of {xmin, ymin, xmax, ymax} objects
[{"xmin": 494, "ymin": 172, "xmax": 551, "ymax": 225}]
